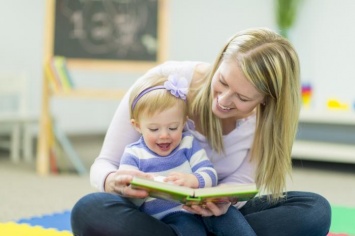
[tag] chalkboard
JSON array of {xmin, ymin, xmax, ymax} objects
[{"xmin": 49, "ymin": 0, "xmax": 167, "ymax": 68}]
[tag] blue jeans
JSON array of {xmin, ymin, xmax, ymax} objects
[
  {"xmin": 161, "ymin": 206, "xmax": 256, "ymax": 236},
  {"xmin": 71, "ymin": 191, "xmax": 331, "ymax": 236}
]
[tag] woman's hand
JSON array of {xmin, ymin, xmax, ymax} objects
[
  {"xmin": 182, "ymin": 201, "xmax": 231, "ymax": 217},
  {"xmin": 104, "ymin": 169, "xmax": 153, "ymax": 198}
]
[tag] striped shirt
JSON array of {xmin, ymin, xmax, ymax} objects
[{"xmin": 119, "ymin": 131, "xmax": 217, "ymax": 219}]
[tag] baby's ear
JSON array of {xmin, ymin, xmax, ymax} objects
[{"xmin": 131, "ymin": 119, "xmax": 141, "ymax": 133}]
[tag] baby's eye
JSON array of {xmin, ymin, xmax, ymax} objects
[
  {"xmin": 149, "ymin": 128, "xmax": 158, "ymax": 132},
  {"xmin": 169, "ymin": 127, "xmax": 178, "ymax": 131}
]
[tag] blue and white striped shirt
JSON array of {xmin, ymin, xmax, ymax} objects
[{"xmin": 119, "ymin": 131, "xmax": 217, "ymax": 219}]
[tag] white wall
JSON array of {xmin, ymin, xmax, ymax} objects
[
  {"xmin": 292, "ymin": 0, "xmax": 355, "ymax": 110},
  {"xmin": 0, "ymin": 0, "xmax": 44, "ymax": 119},
  {"xmin": 1, "ymin": 0, "xmax": 354, "ymax": 134}
]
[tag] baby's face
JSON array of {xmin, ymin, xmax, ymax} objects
[{"xmin": 135, "ymin": 104, "xmax": 185, "ymax": 156}]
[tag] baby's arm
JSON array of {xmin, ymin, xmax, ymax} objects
[
  {"xmin": 187, "ymin": 137, "xmax": 218, "ymax": 188},
  {"xmin": 189, "ymin": 152, "xmax": 217, "ymax": 188},
  {"xmin": 118, "ymin": 146, "xmax": 146, "ymax": 173},
  {"xmin": 165, "ymin": 135, "xmax": 217, "ymax": 188}
]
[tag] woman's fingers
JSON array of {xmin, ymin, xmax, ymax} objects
[
  {"xmin": 108, "ymin": 170, "xmax": 152, "ymax": 198},
  {"xmin": 182, "ymin": 201, "xmax": 231, "ymax": 217},
  {"xmin": 205, "ymin": 202, "xmax": 231, "ymax": 216}
]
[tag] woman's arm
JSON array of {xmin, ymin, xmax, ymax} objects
[{"xmin": 90, "ymin": 86, "xmax": 140, "ymax": 191}]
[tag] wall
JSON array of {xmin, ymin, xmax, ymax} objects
[
  {"xmin": 1, "ymin": 0, "xmax": 354, "ymax": 135},
  {"xmin": 0, "ymin": 1, "xmax": 44, "ymax": 120},
  {"xmin": 292, "ymin": 0, "xmax": 355, "ymax": 110}
]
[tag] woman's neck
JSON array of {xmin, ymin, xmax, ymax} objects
[
  {"xmin": 221, "ymin": 110, "xmax": 255, "ymax": 135},
  {"xmin": 221, "ymin": 117, "xmax": 237, "ymax": 135}
]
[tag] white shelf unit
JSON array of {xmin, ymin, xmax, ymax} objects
[
  {"xmin": 297, "ymin": 110, "xmax": 355, "ymax": 125},
  {"xmin": 292, "ymin": 110, "xmax": 355, "ymax": 163}
]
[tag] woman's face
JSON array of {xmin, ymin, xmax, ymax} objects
[{"xmin": 211, "ymin": 60, "xmax": 265, "ymax": 120}]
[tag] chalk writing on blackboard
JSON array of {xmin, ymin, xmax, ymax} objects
[{"xmin": 54, "ymin": 0, "xmax": 160, "ymax": 62}]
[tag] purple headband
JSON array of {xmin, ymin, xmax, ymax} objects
[{"xmin": 131, "ymin": 75, "xmax": 188, "ymax": 110}]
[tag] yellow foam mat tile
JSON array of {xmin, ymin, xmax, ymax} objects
[{"xmin": 0, "ymin": 222, "xmax": 72, "ymax": 236}]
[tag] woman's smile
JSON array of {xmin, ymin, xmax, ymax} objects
[{"xmin": 217, "ymin": 96, "xmax": 234, "ymax": 111}]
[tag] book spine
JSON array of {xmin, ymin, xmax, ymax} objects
[
  {"xmin": 50, "ymin": 58, "xmax": 63, "ymax": 90},
  {"xmin": 53, "ymin": 56, "xmax": 72, "ymax": 92},
  {"xmin": 62, "ymin": 59, "xmax": 75, "ymax": 88},
  {"xmin": 44, "ymin": 60, "xmax": 61, "ymax": 93}
]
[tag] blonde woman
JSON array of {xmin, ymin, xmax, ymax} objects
[{"xmin": 71, "ymin": 28, "xmax": 331, "ymax": 236}]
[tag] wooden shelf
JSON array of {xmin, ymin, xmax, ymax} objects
[
  {"xmin": 292, "ymin": 140, "xmax": 355, "ymax": 164},
  {"xmin": 52, "ymin": 88, "xmax": 126, "ymax": 100},
  {"xmin": 37, "ymin": 74, "xmax": 127, "ymax": 175},
  {"xmin": 299, "ymin": 109, "xmax": 355, "ymax": 125},
  {"xmin": 295, "ymin": 109, "xmax": 355, "ymax": 164}
]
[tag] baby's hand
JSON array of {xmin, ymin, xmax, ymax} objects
[
  {"xmin": 154, "ymin": 175, "xmax": 176, "ymax": 184},
  {"xmin": 165, "ymin": 172, "xmax": 199, "ymax": 188},
  {"xmin": 154, "ymin": 176, "xmax": 167, "ymax": 183}
]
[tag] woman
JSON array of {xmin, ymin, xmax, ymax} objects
[{"xmin": 71, "ymin": 28, "xmax": 331, "ymax": 236}]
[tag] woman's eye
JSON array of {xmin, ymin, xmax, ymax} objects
[
  {"xmin": 219, "ymin": 78, "xmax": 228, "ymax": 87},
  {"xmin": 238, "ymin": 96, "xmax": 249, "ymax": 102}
]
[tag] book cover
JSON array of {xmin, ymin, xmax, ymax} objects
[
  {"xmin": 55, "ymin": 56, "xmax": 75, "ymax": 89},
  {"xmin": 44, "ymin": 61, "xmax": 61, "ymax": 93},
  {"xmin": 53, "ymin": 56, "xmax": 72, "ymax": 91},
  {"xmin": 49, "ymin": 58, "xmax": 63, "ymax": 89},
  {"xmin": 130, "ymin": 177, "xmax": 258, "ymax": 205}
]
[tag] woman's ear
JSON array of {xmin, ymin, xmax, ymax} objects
[
  {"xmin": 261, "ymin": 96, "xmax": 267, "ymax": 106},
  {"xmin": 131, "ymin": 119, "xmax": 141, "ymax": 133}
]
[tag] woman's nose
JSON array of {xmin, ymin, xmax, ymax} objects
[{"xmin": 219, "ymin": 90, "xmax": 233, "ymax": 104}]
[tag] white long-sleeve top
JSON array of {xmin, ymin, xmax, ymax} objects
[{"xmin": 90, "ymin": 61, "xmax": 257, "ymax": 207}]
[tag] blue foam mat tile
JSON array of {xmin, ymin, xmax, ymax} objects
[{"xmin": 16, "ymin": 210, "xmax": 72, "ymax": 232}]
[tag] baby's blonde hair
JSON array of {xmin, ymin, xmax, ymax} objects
[{"xmin": 129, "ymin": 75, "xmax": 188, "ymax": 122}]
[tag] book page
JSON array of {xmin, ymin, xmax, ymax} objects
[
  {"xmin": 194, "ymin": 184, "xmax": 257, "ymax": 196},
  {"xmin": 193, "ymin": 184, "xmax": 258, "ymax": 203},
  {"xmin": 130, "ymin": 177, "xmax": 258, "ymax": 205},
  {"xmin": 130, "ymin": 177, "xmax": 195, "ymax": 203}
]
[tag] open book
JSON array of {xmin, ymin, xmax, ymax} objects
[{"xmin": 130, "ymin": 176, "xmax": 258, "ymax": 205}]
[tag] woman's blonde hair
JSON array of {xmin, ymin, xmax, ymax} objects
[
  {"xmin": 129, "ymin": 75, "xmax": 188, "ymax": 122},
  {"xmin": 189, "ymin": 28, "xmax": 301, "ymax": 200}
]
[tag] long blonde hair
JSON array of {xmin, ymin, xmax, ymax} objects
[{"xmin": 189, "ymin": 28, "xmax": 301, "ymax": 200}]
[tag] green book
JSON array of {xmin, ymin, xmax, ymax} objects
[{"xmin": 130, "ymin": 177, "xmax": 258, "ymax": 205}]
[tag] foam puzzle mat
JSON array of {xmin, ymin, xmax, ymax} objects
[
  {"xmin": 330, "ymin": 205, "xmax": 355, "ymax": 235},
  {"xmin": 0, "ymin": 222, "xmax": 72, "ymax": 236},
  {"xmin": 0, "ymin": 210, "xmax": 72, "ymax": 236},
  {"xmin": 16, "ymin": 210, "xmax": 72, "ymax": 231},
  {"xmin": 0, "ymin": 206, "xmax": 354, "ymax": 235}
]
